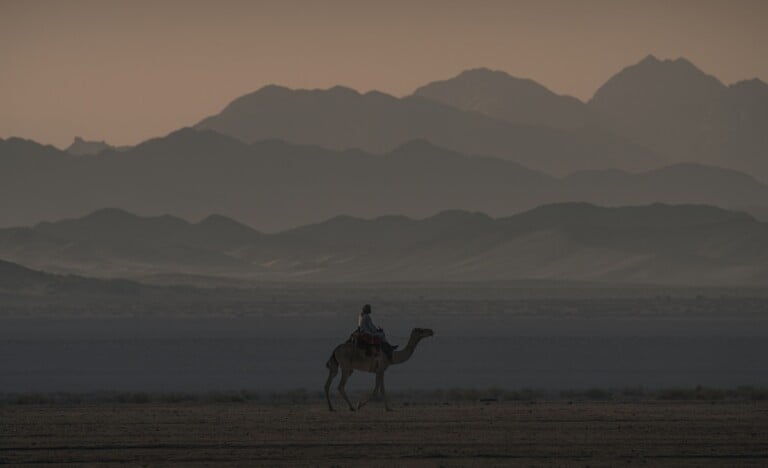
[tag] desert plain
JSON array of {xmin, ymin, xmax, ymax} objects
[{"xmin": 3, "ymin": 401, "xmax": 768, "ymax": 466}]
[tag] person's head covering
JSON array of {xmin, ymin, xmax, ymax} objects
[{"xmin": 361, "ymin": 304, "xmax": 372, "ymax": 315}]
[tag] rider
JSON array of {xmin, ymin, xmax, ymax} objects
[{"xmin": 357, "ymin": 304, "xmax": 398, "ymax": 358}]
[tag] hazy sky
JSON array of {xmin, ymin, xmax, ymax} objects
[{"xmin": 2, "ymin": 0, "xmax": 766, "ymax": 148}]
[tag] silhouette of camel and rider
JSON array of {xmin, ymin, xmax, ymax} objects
[{"xmin": 325, "ymin": 304, "xmax": 434, "ymax": 411}]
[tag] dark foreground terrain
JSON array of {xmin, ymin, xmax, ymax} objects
[{"xmin": 2, "ymin": 402, "xmax": 767, "ymax": 466}]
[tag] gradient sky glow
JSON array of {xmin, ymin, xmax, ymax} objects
[{"xmin": 2, "ymin": 0, "xmax": 766, "ymax": 148}]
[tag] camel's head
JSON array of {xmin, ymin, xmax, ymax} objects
[{"xmin": 412, "ymin": 328, "xmax": 434, "ymax": 339}]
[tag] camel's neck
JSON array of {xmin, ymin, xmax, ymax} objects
[{"xmin": 391, "ymin": 333, "xmax": 423, "ymax": 365}]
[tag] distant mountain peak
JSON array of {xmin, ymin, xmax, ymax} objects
[
  {"xmin": 212, "ymin": 85, "xmax": 292, "ymax": 113},
  {"xmin": 65, "ymin": 136, "xmax": 115, "ymax": 156},
  {"xmin": 456, "ymin": 67, "xmax": 514, "ymax": 79},
  {"xmin": 419, "ymin": 67, "xmax": 546, "ymax": 92},
  {"xmin": 588, "ymin": 55, "xmax": 728, "ymax": 159},
  {"xmin": 729, "ymin": 78, "xmax": 768, "ymax": 95},
  {"xmin": 638, "ymin": 54, "xmax": 660, "ymax": 65},
  {"xmin": 362, "ymin": 89, "xmax": 398, "ymax": 101},
  {"xmin": 413, "ymin": 66, "xmax": 590, "ymax": 129},
  {"xmin": 327, "ymin": 85, "xmax": 360, "ymax": 96},
  {"xmin": 246, "ymin": 84, "xmax": 291, "ymax": 97},
  {"xmin": 634, "ymin": 54, "xmax": 700, "ymax": 71},
  {"xmin": 248, "ymin": 83, "xmax": 361, "ymax": 98},
  {"xmin": 460, "ymin": 66, "xmax": 495, "ymax": 74},
  {"xmin": 592, "ymin": 55, "xmax": 725, "ymax": 101}
]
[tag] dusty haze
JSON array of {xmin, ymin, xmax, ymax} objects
[{"xmin": 1, "ymin": 0, "xmax": 767, "ymax": 148}]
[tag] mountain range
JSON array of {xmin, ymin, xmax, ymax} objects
[
  {"xmin": 414, "ymin": 56, "xmax": 768, "ymax": 179},
  {"xmin": 193, "ymin": 55, "xmax": 768, "ymax": 181},
  {"xmin": 1, "ymin": 203, "xmax": 767, "ymax": 286},
  {"xmin": 195, "ymin": 83, "xmax": 659, "ymax": 176},
  {"xmin": 3, "ymin": 53, "xmax": 768, "ymax": 288},
  {"xmin": 3, "ymin": 129, "xmax": 768, "ymax": 232}
]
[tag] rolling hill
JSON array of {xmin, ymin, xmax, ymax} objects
[
  {"xmin": 2, "ymin": 130, "xmax": 768, "ymax": 232},
  {"xmin": 0, "ymin": 257, "xmax": 156, "ymax": 301},
  {"xmin": 2, "ymin": 203, "xmax": 766, "ymax": 286}
]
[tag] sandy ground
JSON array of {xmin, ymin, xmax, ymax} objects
[{"xmin": 2, "ymin": 401, "xmax": 768, "ymax": 466}]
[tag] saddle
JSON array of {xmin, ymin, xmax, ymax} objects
[
  {"xmin": 347, "ymin": 330, "xmax": 397, "ymax": 359},
  {"xmin": 354, "ymin": 330, "xmax": 383, "ymax": 345}
]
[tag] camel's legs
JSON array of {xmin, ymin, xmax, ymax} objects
[
  {"xmin": 337, "ymin": 368, "xmax": 355, "ymax": 411},
  {"xmin": 324, "ymin": 365, "xmax": 338, "ymax": 411},
  {"xmin": 379, "ymin": 372, "xmax": 393, "ymax": 411},
  {"xmin": 357, "ymin": 377, "xmax": 380, "ymax": 410}
]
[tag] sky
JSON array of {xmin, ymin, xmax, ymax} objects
[{"xmin": 1, "ymin": 0, "xmax": 766, "ymax": 148}]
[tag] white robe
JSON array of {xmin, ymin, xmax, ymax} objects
[{"xmin": 358, "ymin": 313, "xmax": 384, "ymax": 337}]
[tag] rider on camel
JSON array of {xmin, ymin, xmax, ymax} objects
[{"xmin": 357, "ymin": 304, "xmax": 398, "ymax": 358}]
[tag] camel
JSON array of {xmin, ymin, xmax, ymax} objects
[{"xmin": 324, "ymin": 328, "xmax": 434, "ymax": 411}]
